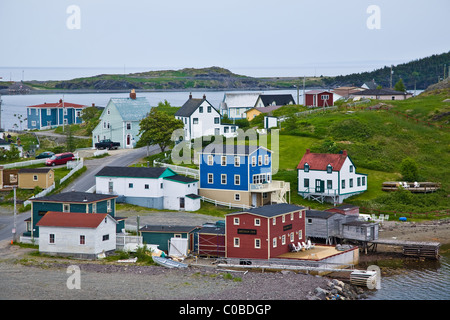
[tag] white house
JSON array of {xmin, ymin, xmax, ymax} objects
[
  {"xmin": 175, "ymin": 94, "xmax": 238, "ymax": 141},
  {"xmin": 219, "ymin": 92, "xmax": 262, "ymax": 120},
  {"xmin": 95, "ymin": 166, "xmax": 201, "ymax": 211},
  {"xmin": 36, "ymin": 212, "xmax": 117, "ymax": 259},
  {"xmin": 297, "ymin": 149, "xmax": 367, "ymax": 205}
]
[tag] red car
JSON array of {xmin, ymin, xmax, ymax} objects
[{"xmin": 45, "ymin": 152, "xmax": 75, "ymax": 166}]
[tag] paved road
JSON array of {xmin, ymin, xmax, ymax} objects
[
  {"xmin": 63, "ymin": 145, "xmax": 161, "ymax": 192},
  {"xmin": 0, "ymin": 210, "xmax": 29, "ymax": 242}
]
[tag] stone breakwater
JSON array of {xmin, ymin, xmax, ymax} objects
[{"xmin": 307, "ymin": 278, "xmax": 370, "ymax": 300}]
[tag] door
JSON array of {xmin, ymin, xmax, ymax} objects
[
  {"xmin": 315, "ymin": 179, "xmax": 324, "ymax": 193},
  {"xmin": 252, "ymin": 193, "xmax": 257, "ymax": 207},
  {"xmin": 126, "ymin": 134, "xmax": 131, "ymax": 146},
  {"xmin": 180, "ymin": 197, "xmax": 185, "ymax": 209}
]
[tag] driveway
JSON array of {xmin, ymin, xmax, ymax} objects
[{"xmin": 62, "ymin": 145, "xmax": 161, "ymax": 192}]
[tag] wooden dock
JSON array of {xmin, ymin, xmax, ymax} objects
[
  {"xmin": 382, "ymin": 181, "xmax": 440, "ymax": 193},
  {"xmin": 370, "ymin": 239, "xmax": 441, "ymax": 259}
]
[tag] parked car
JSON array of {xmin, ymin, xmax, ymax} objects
[
  {"xmin": 95, "ymin": 139, "xmax": 120, "ymax": 150},
  {"xmin": 35, "ymin": 151, "xmax": 55, "ymax": 159},
  {"xmin": 45, "ymin": 152, "xmax": 75, "ymax": 166}
]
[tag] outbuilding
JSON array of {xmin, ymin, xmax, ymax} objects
[
  {"xmin": 304, "ymin": 90, "xmax": 334, "ymax": 107},
  {"xmin": 139, "ymin": 225, "xmax": 199, "ymax": 253}
]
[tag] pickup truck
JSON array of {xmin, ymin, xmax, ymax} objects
[{"xmin": 95, "ymin": 139, "xmax": 120, "ymax": 150}]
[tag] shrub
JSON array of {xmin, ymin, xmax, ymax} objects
[{"xmin": 400, "ymin": 157, "xmax": 419, "ymax": 181}]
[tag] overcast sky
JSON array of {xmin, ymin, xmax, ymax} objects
[{"xmin": 0, "ymin": 0, "xmax": 449, "ymax": 77}]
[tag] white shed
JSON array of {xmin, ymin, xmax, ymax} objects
[{"xmin": 36, "ymin": 212, "xmax": 117, "ymax": 259}]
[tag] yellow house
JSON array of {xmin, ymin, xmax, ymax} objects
[
  {"xmin": 244, "ymin": 105, "xmax": 283, "ymax": 121},
  {"xmin": 18, "ymin": 168, "xmax": 54, "ymax": 190}
]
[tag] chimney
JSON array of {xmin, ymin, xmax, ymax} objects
[
  {"xmin": 343, "ymin": 150, "xmax": 347, "ymax": 156},
  {"xmin": 189, "ymin": 92, "xmax": 192, "ymax": 99},
  {"xmin": 130, "ymin": 89, "xmax": 136, "ymax": 99},
  {"xmin": 203, "ymin": 94, "xmax": 206, "ymax": 99},
  {"xmin": 92, "ymin": 103, "xmax": 95, "ymax": 107},
  {"xmin": 306, "ymin": 149, "xmax": 310, "ymax": 154},
  {"xmin": 59, "ymin": 99, "xmax": 62, "ymax": 103}
]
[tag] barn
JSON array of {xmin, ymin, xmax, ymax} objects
[
  {"xmin": 196, "ymin": 221, "xmax": 226, "ymax": 257},
  {"xmin": 304, "ymin": 90, "xmax": 334, "ymax": 107}
]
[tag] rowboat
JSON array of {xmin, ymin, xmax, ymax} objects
[{"xmin": 152, "ymin": 255, "xmax": 188, "ymax": 269}]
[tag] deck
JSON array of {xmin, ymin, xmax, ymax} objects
[
  {"xmin": 382, "ymin": 181, "xmax": 441, "ymax": 193},
  {"xmin": 277, "ymin": 245, "xmax": 342, "ymax": 260}
]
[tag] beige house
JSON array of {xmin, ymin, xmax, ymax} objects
[
  {"xmin": 18, "ymin": 168, "xmax": 54, "ymax": 190},
  {"xmin": 350, "ymin": 88, "xmax": 412, "ymax": 101}
]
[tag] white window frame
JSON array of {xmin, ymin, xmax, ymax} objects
[
  {"xmin": 233, "ymin": 217, "xmax": 240, "ymax": 225},
  {"xmin": 63, "ymin": 204, "xmax": 70, "ymax": 213},
  {"xmin": 234, "ymin": 156, "xmax": 240, "ymax": 167},
  {"xmin": 234, "ymin": 237, "xmax": 240, "ymax": 247},
  {"xmin": 207, "ymin": 155, "xmax": 213, "ymax": 166},
  {"xmin": 221, "ymin": 174, "xmax": 227, "ymax": 185},
  {"xmin": 234, "ymin": 193, "xmax": 240, "ymax": 201},
  {"xmin": 254, "ymin": 239, "xmax": 261, "ymax": 249},
  {"xmin": 234, "ymin": 174, "xmax": 240, "ymax": 185},
  {"xmin": 273, "ymin": 237, "xmax": 277, "ymax": 248},
  {"xmin": 221, "ymin": 156, "xmax": 227, "ymax": 166},
  {"xmin": 208, "ymin": 173, "xmax": 213, "ymax": 184},
  {"xmin": 264, "ymin": 154, "xmax": 269, "ymax": 165},
  {"xmin": 254, "ymin": 218, "xmax": 260, "ymax": 226}
]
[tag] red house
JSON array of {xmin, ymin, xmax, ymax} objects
[
  {"xmin": 225, "ymin": 204, "xmax": 306, "ymax": 260},
  {"xmin": 304, "ymin": 90, "xmax": 333, "ymax": 107}
]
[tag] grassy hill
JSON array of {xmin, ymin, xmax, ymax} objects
[{"xmin": 271, "ymin": 88, "xmax": 450, "ymax": 214}]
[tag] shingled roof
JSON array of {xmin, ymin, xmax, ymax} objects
[
  {"xmin": 256, "ymin": 94, "xmax": 295, "ymax": 107},
  {"xmin": 36, "ymin": 212, "xmax": 116, "ymax": 228},
  {"xmin": 96, "ymin": 166, "xmax": 176, "ymax": 179},
  {"xmin": 296, "ymin": 149, "xmax": 348, "ymax": 171},
  {"xmin": 228, "ymin": 203, "xmax": 306, "ymax": 218},
  {"xmin": 31, "ymin": 191, "xmax": 117, "ymax": 203},
  {"xmin": 175, "ymin": 94, "xmax": 217, "ymax": 117}
]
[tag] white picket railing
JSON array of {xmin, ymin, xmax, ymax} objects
[
  {"xmin": 2, "ymin": 158, "xmax": 46, "ymax": 169},
  {"xmin": 23, "ymin": 183, "xmax": 56, "ymax": 206},
  {"xmin": 201, "ymin": 195, "xmax": 253, "ymax": 210},
  {"xmin": 153, "ymin": 160, "xmax": 199, "ymax": 179}
]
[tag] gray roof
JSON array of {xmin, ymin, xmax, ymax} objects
[
  {"xmin": 110, "ymin": 97, "xmax": 152, "ymax": 121},
  {"xmin": 256, "ymin": 94, "xmax": 295, "ymax": 107},
  {"xmin": 351, "ymin": 88, "xmax": 407, "ymax": 96},
  {"xmin": 18, "ymin": 168, "xmax": 53, "ymax": 173},
  {"xmin": 200, "ymin": 144, "xmax": 262, "ymax": 155},
  {"xmin": 230, "ymin": 203, "xmax": 306, "ymax": 218},
  {"xmin": 223, "ymin": 92, "xmax": 262, "ymax": 108},
  {"xmin": 174, "ymin": 97, "xmax": 218, "ymax": 117},
  {"xmin": 31, "ymin": 191, "xmax": 117, "ymax": 203},
  {"xmin": 163, "ymin": 174, "xmax": 198, "ymax": 183},
  {"xmin": 139, "ymin": 225, "xmax": 198, "ymax": 233},
  {"xmin": 306, "ymin": 209, "xmax": 335, "ymax": 219},
  {"xmin": 96, "ymin": 166, "xmax": 173, "ymax": 178}
]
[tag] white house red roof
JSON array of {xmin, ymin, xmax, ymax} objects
[
  {"xmin": 296, "ymin": 149, "xmax": 348, "ymax": 171},
  {"xmin": 27, "ymin": 100, "xmax": 87, "ymax": 109},
  {"xmin": 36, "ymin": 212, "xmax": 115, "ymax": 228}
]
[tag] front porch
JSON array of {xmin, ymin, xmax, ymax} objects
[{"xmin": 250, "ymin": 180, "xmax": 291, "ymax": 205}]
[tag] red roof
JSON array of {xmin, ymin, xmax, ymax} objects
[
  {"xmin": 27, "ymin": 100, "xmax": 87, "ymax": 109},
  {"xmin": 305, "ymin": 90, "xmax": 333, "ymax": 95},
  {"xmin": 36, "ymin": 212, "xmax": 114, "ymax": 228},
  {"xmin": 297, "ymin": 149, "xmax": 348, "ymax": 171}
]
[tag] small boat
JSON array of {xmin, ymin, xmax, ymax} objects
[{"xmin": 152, "ymin": 255, "xmax": 188, "ymax": 269}]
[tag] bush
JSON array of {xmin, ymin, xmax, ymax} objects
[{"xmin": 400, "ymin": 157, "xmax": 419, "ymax": 181}]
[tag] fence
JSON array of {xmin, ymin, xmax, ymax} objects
[
  {"xmin": 23, "ymin": 183, "xmax": 56, "ymax": 206},
  {"xmin": 359, "ymin": 206, "xmax": 450, "ymax": 219},
  {"xmin": 60, "ymin": 159, "xmax": 84, "ymax": 184},
  {"xmin": 201, "ymin": 195, "xmax": 253, "ymax": 210},
  {"xmin": 3, "ymin": 158, "xmax": 46, "ymax": 169},
  {"xmin": 153, "ymin": 160, "xmax": 199, "ymax": 179},
  {"xmin": 116, "ymin": 235, "xmax": 143, "ymax": 251}
]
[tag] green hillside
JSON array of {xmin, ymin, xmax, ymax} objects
[{"xmin": 272, "ymin": 88, "xmax": 450, "ymax": 215}]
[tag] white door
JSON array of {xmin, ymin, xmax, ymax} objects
[{"xmin": 252, "ymin": 194, "xmax": 257, "ymax": 207}]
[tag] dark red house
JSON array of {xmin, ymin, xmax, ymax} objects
[
  {"xmin": 225, "ymin": 203, "xmax": 306, "ymax": 259},
  {"xmin": 304, "ymin": 90, "xmax": 333, "ymax": 107}
]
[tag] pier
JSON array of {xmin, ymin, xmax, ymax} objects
[{"xmin": 369, "ymin": 239, "xmax": 441, "ymax": 259}]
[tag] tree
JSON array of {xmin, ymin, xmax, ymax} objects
[
  {"xmin": 138, "ymin": 108, "xmax": 184, "ymax": 153},
  {"xmin": 400, "ymin": 157, "xmax": 418, "ymax": 181},
  {"xmin": 394, "ymin": 78, "xmax": 406, "ymax": 92}
]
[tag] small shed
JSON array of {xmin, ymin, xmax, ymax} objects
[
  {"xmin": 196, "ymin": 222, "xmax": 225, "ymax": 257},
  {"xmin": 304, "ymin": 90, "xmax": 334, "ymax": 107},
  {"xmin": 305, "ymin": 209, "xmax": 343, "ymax": 245},
  {"xmin": 341, "ymin": 220, "xmax": 379, "ymax": 242},
  {"xmin": 18, "ymin": 168, "xmax": 54, "ymax": 190},
  {"xmin": 139, "ymin": 225, "xmax": 199, "ymax": 253}
]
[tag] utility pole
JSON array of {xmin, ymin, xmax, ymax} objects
[
  {"xmin": 303, "ymin": 76, "xmax": 306, "ymax": 106},
  {"xmin": 12, "ymin": 186, "xmax": 17, "ymax": 243},
  {"xmin": 390, "ymin": 65, "xmax": 393, "ymax": 89},
  {"xmin": 0, "ymin": 94, "xmax": 2, "ymax": 132}
]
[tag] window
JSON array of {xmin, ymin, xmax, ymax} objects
[
  {"xmin": 290, "ymin": 233, "xmax": 294, "ymax": 242},
  {"xmin": 199, "ymin": 106, "xmax": 203, "ymax": 113},
  {"xmin": 282, "ymin": 215, "xmax": 285, "ymax": 223},
  {"xmin": 160, "ymin": 183, "xmax": 164, "ymax": 189},
  {"xmin": 349, "ymin": 178, "xmax": 354, "ymax": 188},
  {"xmin": 281, "ymin": 235, "xmax": 286, "ymax": 245},
  {"xmin": 224, "ymin": 126, "xmax": 229, "ymax": 133},
  {"xmin": 342, "ymin": 179, "xmax": 345, "ymax": 189},
  {"xmin": 92, "ymin": 202, "xmax": 97, "ymax": 213},
  {"xmin": 234, "ymin": 156, "xmax": 240, "ymax": 167},
  {"xmin": 290, "ymin": 213, "xmax": 294, "ymax": 220},
  {"xmin": 298, "ymin": 211, "xmax": 302, "ymax": 219},
  {"xmin": 327, "ymin": 180, "xmax": 333, "ymax": 189},
  {"xmin": 221, "ymin": 156, "xmax": 227, "ymax": 166},
  {"xmin": 251, "ymin": 156, "xmax": 256, "ymax": 167},
  {"xmin": 145, "ymin": 184, "xmax": 149, "ymax": 189},
  {"xmin": 255, "ymin": 239, "xmax": 261, "ymax": 249},
  {"xmin": 234, "ymin": 193, "xmax": 240, "ymax": 201},
  {"xmin": 63, "ymin": 204, "xmax": 70, "ymax": 213},
  {"xmin": 47, "ymin": 109, "xmax": 51, "ymax": 116},
  {"xmin": 174, "ymin": 234, "xmax": 182, "ymax": 238},
  {"xmin": 234, "ymin": 238, "xmax": 240, "ymax": 247},
  {"xmin": 304, "ymin": 163, "xmax": 309, "ymax": 172},
  {"xmin": 221, "ymin": 174, "xmax": 227, "ymax": 185},
  {"xmin": 207, "ymin": 106, "xmax": 212, "ymax": 113},
  {"xmin": 207, "ymin": 155, "xmax": 213, "ymax": 165},
  {"xmin": 362, "ymin": 177, "xmax": 366, "ymax": 186},
  {"xmin": 80, "ymin": 235, "xmax": 85, "ymax": 245},
  {"xmin": 321, "ymin": 95, "xmax": 329, "ymax": 100},
  {"xmin": 349, "ymin": 165, "xmax": 354, "ymax": 173},
  {"xmin": 258, "ymin": 155, "xmax": 262, "ymax": 166},
  {"xmin": 107, "ymin": 109, "xmax": 110, "ymax": 115},
  {"xmin": 126, "ymin": 122, "xmax": 131, "ymax": 130},
  {"xmin": 327, "ymin": 164, "xmax": 332, "ymax": 174},
  {"xmin": 107, "ymin": 200, "xmax": 111, "ymax": 212},
  {"xmin": 307, "ymin": 218, "xmax": 313, "ymax": 224},
  {"xmin": 129, "ymin": 183, "xmax": 134, "ymax": 188},
  {"xmin": 49, "ymin": 234, "xmax": 55, "ymax": 244},
  {"xmin": 273, "ymin": 217, "xmax": 276, "ymax": 225},
  {"xmin": 234, "ymin": 175, "xmax": 240, "ymax": 185},
  {"xmin": 33, "ymin": 175, "xmax": 38, "ymax": 181},
  {"xmin": 214, "ymin": 117, "xmax": 220, "ymax": 124},
  {"xmin": 304, "ymin": 178, "xmax": 309, "ymax": 188},
  {"xmin": 208, "ymin": 173, "xmax": 213, "ymax": 184},
  {"xmin": 262, "ymin": 192, "xmax": 268, "ymax": 199},
  {"xmin": 264, "ymin": 154, "xmax": 269, "ymax": 165},
  {"xmin": 102, "ymin": 234, "xmax": 109, "ymax": 241},
  {"xmin": 233, "ymin": 217, "xmax": 239, "ymax": 225},
  {"xmin": 193, "ymin": 118, "xmax": 199, "ymax": 124},
  {"xmin": 298, "ymin": 230, "xmax": 303, "ymax": 240},
  {"xmin": 254, "ymin": 218, "xmax": 260, "ymax": 226},
  {"xmin": 357, "ymin": 177, "xmax": 361, "ymax": 187},
  {"xmin": 273, "ymin": 237, "xmax": 277, "ymax": 248},
  {"xmin": 31, "ymin": 121, "xmax": 36, "ymax": 126}
]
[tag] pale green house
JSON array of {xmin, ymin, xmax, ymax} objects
[{"xmin": 92, "ymin": 90, "xmax": 152, "ymax": 149}]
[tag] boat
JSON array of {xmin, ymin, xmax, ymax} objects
[{"xmin": 152, "ymin": 255, "xmax": 188, "ymax": 269}]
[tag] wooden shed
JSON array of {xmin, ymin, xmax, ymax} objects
[
  {"xmin": 305, "ymin": 209, "xmax": 343, "ymax": 245},
  {"xmin": 341, "ymin": 220, "xmax": 379, "ymax": 242},
  {"xmin": 18, "ymin": 168, "xmax": 54, "ymax": 190},
  {"xmin": 196, "ymin": 222, "xmax": 226, "ymax": 257},
  {"xmin": 139, "ymin": 225, "xmax": 199, "ymax": 253}
]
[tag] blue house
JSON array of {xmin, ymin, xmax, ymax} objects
[
  {"xmin": 198, "ymin": 144, "xmax": 290, "ymax": 207},
  {"xmin": 24, "ymin": 192, "xmax": 124, "ymax": 238},
  {"xmin": 27, "ymin": 99, "xmax": 88, "ymax": 130}
]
